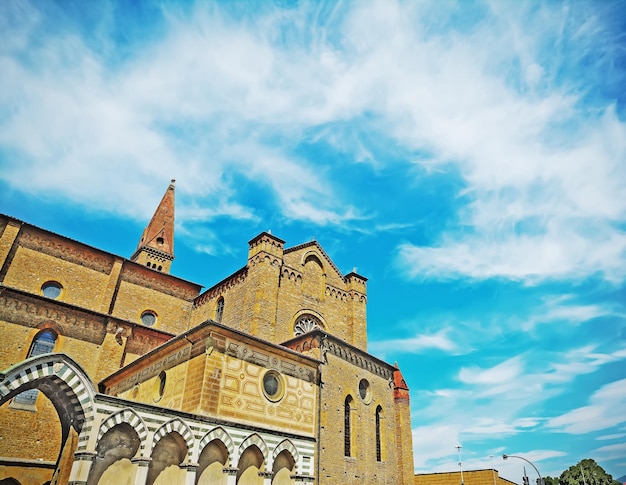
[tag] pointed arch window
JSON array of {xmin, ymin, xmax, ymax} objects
[
  {"xmin": 13, "ymin": 330, "xmax": 57, "ymax": 406},
  {"xmin": 344, "ymin": 395, "xmax": 353, "ymax": 457},
  {"xmin": 376, "ymin": 405, "xmax": 383, "ymax": 462},
  {"xmin": 215, "ymin": 297, "xmax": 224, "ymax": 323}
]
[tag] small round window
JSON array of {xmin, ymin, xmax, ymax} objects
[
  {"xmin": 141, "ymin": 311, "xmax": 157, "ymax": 326},
  {"xmin": 41, "ymin": 281, "xmax": 62, "ymax": 299},
  {"xmin": 262, "ymin": 370, "xmax": 285, "ymax": 402},
  {"xmin": 359, "ymin": 378, "xmax": 372, "ymax": 404}
]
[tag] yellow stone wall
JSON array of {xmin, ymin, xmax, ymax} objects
[
  {"xmin": 118, "ymin": 332, "xmax": 318, "ymax": 438},
  {"xmin": 192, "ymin": 239, "xmax": 368, "ymax": 351},
  {"xmin": 415, "ymin": 469, "xmax": 518, "ymax": 485},
  {"xmin": 112, "ymin": 279, "xmax": 192, "ymax": 334},
  {"xmin": 317, "ymin": 353, "xmax": 399, "ymax": 485}
]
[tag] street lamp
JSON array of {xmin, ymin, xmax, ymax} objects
[{"xmin": 503, "ymin": 454, "xmax": 543, "ymax": 485}]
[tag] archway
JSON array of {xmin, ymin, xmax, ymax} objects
[
  {"xmin": 272, "ymin": 450, "xmax": 296, "ymax": 485},
  {"xmin": 0, "ymin": 354, "xmax": 96, "ymax": 484},
  {"xmin": 196, "ymin": 439, "xmax": 229, "ymax": 485},
  {"xmin": 87, "ymin": 422, "xmax": 140, "ymax": 485},
  {"xmin": 146, "ymin": 432, "xmax": 188, "ymax": 485},
  {"xmin": 237, "ymin": 445, "xmax": 264, "ymax": 485}
]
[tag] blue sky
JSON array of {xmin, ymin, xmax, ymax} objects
[{"xmin": 1, "ymin": 0, "xmax": 625, "ymax": 481}]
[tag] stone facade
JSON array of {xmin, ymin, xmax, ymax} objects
[
  {"xmin": 0, "ymin": 181, "xmax": 414, "ymax": 485},
  {"xmin": 415, "ymin": 469, "xmax": 518, "ymax": 485}
]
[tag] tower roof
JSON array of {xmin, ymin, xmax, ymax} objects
[{"xmin": 133, "ymin": 179, "xmax": 176, "ymax": 259}]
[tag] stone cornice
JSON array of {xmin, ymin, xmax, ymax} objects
[{"xmin": 282, "ymin": 331, "xmax": 394, "ymax": 380}]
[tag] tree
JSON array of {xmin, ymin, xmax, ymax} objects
[
  {"xmin": 544, "ymin": 476, "xmax": 559, "ymax": 485},
  {"xmin": 559, "ymin": 459, "xmax": 621, "ymax": 485}
]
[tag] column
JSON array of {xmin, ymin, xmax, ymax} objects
[
  {"xmin": 68, "ymin": 451, "xmax": 96, "ymax": 484},
  {"xmin": 223, "ymin": 467, "xmax": 238, "ymax": 485},
  {"xmin": 181, "ymin": 463, "xmax": 199, "ymax": 485},
  {"xmin": 132, "ymin": 457, "xmax": 151, "ymax": 485},
  {"xmin": 259, "ymin": 471, "xmax": 274, "ymax": 485}
]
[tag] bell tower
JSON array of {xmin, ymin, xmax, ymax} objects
[{"xmin": 131, "ymin": 179, "xmax": 176, "ymax": 273}]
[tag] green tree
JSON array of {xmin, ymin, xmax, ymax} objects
[
  {"xmin": 559, "ymin": 459, "xmax": 621, "ymax": 485},
  {"xmin": 544, "ymin": 476, "xmax": 559, "ymax": 485}
]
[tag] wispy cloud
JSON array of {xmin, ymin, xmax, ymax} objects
[
  {"xmin": 370, "ymin": 328, "xmax": 457, "ymax": 356},
  {"xmin": 547, "ymin": 378, "xmax": 626, "ymax": 434}
]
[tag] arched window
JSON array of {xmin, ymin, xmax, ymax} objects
[
  {"xmin": 215, "ymin": 297, "xmax": 224, "ymax": 323},
  {"xmin": 13, "ymin": 330, "xmax": 57, "ymax": 406},
  {"xmin": 294, "ymin": 314, "xmax": 322, "ymax": 336},
  {"xmin": 376, "ymin": 405, "xmax": 383, "ymax": 462},
  {"xmin": 344, "ymin": 395, "xmax": 353, "ymax": 457}
]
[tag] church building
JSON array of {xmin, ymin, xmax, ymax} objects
[{"xmin": 0, "ymin": 180, "xmax": 414, "ymax": 485}]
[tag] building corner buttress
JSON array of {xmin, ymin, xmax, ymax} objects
[{"xmin": 394, "ymin": 363, "xmax": 414, "ymax": 485}]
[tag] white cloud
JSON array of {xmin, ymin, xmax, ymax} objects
[
  {"xmin": 369, "ymin": 328, "xmax": 458, "ymax": 356},
  {"xmin": 459, "ymin": 357, "xmax": 523, "ymax": 385},
  {"xmin": 547, "ymin": 378, "xmax": 626, "ymax": 434}
]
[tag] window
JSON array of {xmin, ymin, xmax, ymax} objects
[
  {"xmin": 141, "ymin": 311, "xmax": 157, "ymax": 326},
  {"xmin": 215, "ymin": 297, "xmax": 224, "ymax": 323},
  {"xmin": 41, "ymin": 281, "xmax": 62, "ymax": 299},
  {"xmin": 358, "ymin": 378, "xmax": 371, "ymax": 403},
  {"xmin": 344, "ymin": 395, "xmax": 353, "ymax": 457},
  {"xmin": 13, "ymin": 330, "xmax": 57, "ymax": 406},
  {"xmin": 262, "ymin": 370, "xmax": 285, "ymax": 402},
  {"xmin": 294, "ymin": 314, "xmax": 322, "ymax": 336},
  {"xmin": 152, "ymin": 371, "xmax": 166, "ymax": 402},
  {"xmin": 376, "ymin": 406, "xmax": 383, "ymax": 462}
]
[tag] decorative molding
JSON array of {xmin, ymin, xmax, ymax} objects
[
  {"xmin": 106, "ymin": 345, "xmax": 192, "ymax": 395},
  {"xmin": 194, "ymin": 268, "xmax": 248, "ymax": 308},
  {"xmin": 19, "ymin": 228, "xmax": 115, "ymax": 274},
  {"xmin": 121, "ymin": 264, "xmax": 198, "ymax": 301}
]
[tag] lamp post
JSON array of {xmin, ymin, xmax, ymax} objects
[
  {"xmin": 503, "ymin": 454, "xmax": 543, "ymax": 485},
  {"xmin": 457, "ymin": 446, "xmax": 465, "ymax": 485}
]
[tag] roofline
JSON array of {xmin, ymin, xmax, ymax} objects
[
  {"xmin": 0, "ymin": 214, "xmax": 204, "ymax": 290},
  {"xmin": 100, "ymin": 319, "xmax": 321, "ymax": 388}
]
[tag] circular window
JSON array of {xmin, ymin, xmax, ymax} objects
[
  {"xmin": 262, "ymin": 370, "xmax": 285, "ymax": 402},
  {"xmin": 152, "ymin": 371, "xmax": 166, "ymax": 402},
  {"xmin": 359, "ymin": 378, "xmax": 372, "ymax": 403},
  {"xmin": 141, "ymin": 311, "xmax": 157, "ymax": 326},
  {"xmin": 41, "ymin": 281, "xmax": 62, "ymax": 299}
]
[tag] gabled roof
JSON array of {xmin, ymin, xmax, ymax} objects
[{"xmin": 285, "ymin": 240, "xmax": 345, "ymax": 280}]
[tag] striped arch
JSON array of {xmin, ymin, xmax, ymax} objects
[
  {"xmin": 237, "ymin": 433, "xmax": 269, "ymax": 467},
  {"xmin": 198, "ymin": 427, "xmax": 235, "ymax": 462},
  {"xmin": 152, "ymin": 418, "xmax": 194, "ymax": 458},
  {"xmin": 97, "ymin": 408, "xmax": 148, "ymax": 455},
  {"xmin": 0, "ymin": 353, "xmax": 95, "ymax": 450},
  {"xmin": 271, "ymin": 439, "xmax": 300, "ymax": 471}
]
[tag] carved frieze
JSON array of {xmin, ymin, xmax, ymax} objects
[
  {"xmin": 18, "ymin": 228, "xmax": 115, "ymax": 274},
  {"xmin": 121, "ymin": 265, "xmax": 198, "ymax": 301},
  {"xmin": 0, "ymin": 290, "xmax": 108, "ymax": 344},
  {"xmin": 194, "ymin": 268, "xmax": 248, "ymax": 308},
  {"xmin": 106, "ymin": 345, "xmax": 192, "ymax": 395}
]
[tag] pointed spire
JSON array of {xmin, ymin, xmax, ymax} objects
[{"xmin": 131, "ymin": 179, "xmax": 176, "ymax": 273}]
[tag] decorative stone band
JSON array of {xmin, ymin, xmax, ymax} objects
[
  {"xmin": 223, "ymin": 468, "xmax": 239, "ymax": 476},
  {"xmin": 292, "ymin": 474, "xmax": 316, "ymax": 483}
]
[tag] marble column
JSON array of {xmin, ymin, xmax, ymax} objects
[{"xmin": 68, "ymin": 451, "xmax": 96, "ymax": 484}]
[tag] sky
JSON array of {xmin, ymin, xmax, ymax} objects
[{"xmin": 1, "ymin": 0, "xmax": 625, "ymax": 482}]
